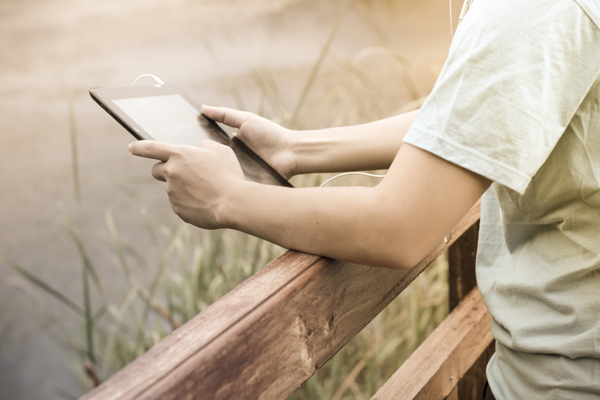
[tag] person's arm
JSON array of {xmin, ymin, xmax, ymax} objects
[
  {"xmin": 128, "ymin": 138, "xmax": 490, "ymax": 270},
  {"xmin": 202, "ymin": 106, "xmax": 418, "ymax": 179},
  {"xmin": 291, "ymin": 110, "xmax": 419, "ymax": 174}
]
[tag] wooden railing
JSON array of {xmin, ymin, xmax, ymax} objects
[{"xmin": 81, "ymin": 200, "xmax": 493, "ymax": 400}]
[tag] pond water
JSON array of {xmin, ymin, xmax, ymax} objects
[{"xmin": 0, "ymin": 0, "xmax": 461, "ymax": 398}]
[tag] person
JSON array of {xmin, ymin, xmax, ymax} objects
[{"xmin": 128, "ymin": 0, "xmax": 600, "ymax": 398}]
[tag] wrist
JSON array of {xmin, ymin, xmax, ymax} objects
[
  {"xmin": 289, "ymin": 129, "xmax": 331, "ymax": 175},
  {"xmin": 286, "ymin": 129, "xmax": 302, "ymax": 177},
  {"xmin": 215, "ymin": 179, "xmax": 254, "ymax": 230}
]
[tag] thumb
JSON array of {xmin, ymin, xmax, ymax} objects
[{"xmin": 202, "ymin": 106, "xmax": 254, "ymax": 129}]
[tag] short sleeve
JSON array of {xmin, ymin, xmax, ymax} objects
[
  {"xmin": 403, "ymin": 0, "xmax": 600, "ymax": 194},
  {"xmin": 576, "ymin": 0, "xmax": 600, "ymax": 29}
]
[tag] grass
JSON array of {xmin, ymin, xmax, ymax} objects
[
  {"xmin": 66, "ymin": 80, "xmax": 81, "ymax": 203},
  {"xmin": 1, "ymin": 222, "xmax": 287, "ymax": 392},
  {"xmin": 290, "ymin": 10, "xmax": 345, "ymax": 128},
  {"xmin": 1, "ymin": 0, "xmax": 447, "ymax": 398}
]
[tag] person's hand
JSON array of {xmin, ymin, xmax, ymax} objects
[
  {"xmin": 202, "ymin": 106, "xmax": 297, "ymax": 180},
  {"xmin": 128, "ymin": 140, "xmax": 245, "ymax": 229}
]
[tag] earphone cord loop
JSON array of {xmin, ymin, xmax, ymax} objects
[
  {"xmin": 318, "ymin": 172, "xmax": 386, "ymax": 188},
  {"xmin": 132, "ymin": 74, "xmax": 165, "ymax": 86}
]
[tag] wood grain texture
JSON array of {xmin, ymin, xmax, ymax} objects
[
  {"xmin": 81, "ymin": 201, "xmax": 481, "ymax": 400},
  {"xmin": 458, "ymin": 341, "xmax": 495, "ymax": 400},
  {"xmin": 446, "ymin": 386, "xmax": 458, "ymax": 400},
  {"xmin": 371, "ymin": 287, "xmax": 493, "ymax": 400},
  {"xmin": 448, "ymin": 220, "xmax": 493, "ymax": 400}
]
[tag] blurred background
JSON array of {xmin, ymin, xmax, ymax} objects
[{"xmin": 0, "ymin": 0, "xmax": 465, "ymax": 398}]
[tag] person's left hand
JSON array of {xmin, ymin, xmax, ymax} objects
[{"xmin": 128, "ymin": 139, "xmax": 245, "ymax": 229}]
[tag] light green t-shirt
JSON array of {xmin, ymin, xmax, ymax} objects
[{"xmin": 403, "ymin": 0, "xmax": 600, "ymax": 398}]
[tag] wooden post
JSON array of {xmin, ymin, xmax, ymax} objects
[
  {"xmin": 447, "ymin": 221, "xmax": 494, "ymax": 400},
  {"xmin": 448, "ymin": 221, "xmax": 479, "ymax": 311}
]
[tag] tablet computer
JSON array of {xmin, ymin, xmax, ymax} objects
[{"xmin": 90, "ymin": 84, "xmax": 292, "ymax": 187}]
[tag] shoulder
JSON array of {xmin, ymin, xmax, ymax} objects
[{"xmin": 459, "ymin": 0, "xmax": 598, "ymax": 49}]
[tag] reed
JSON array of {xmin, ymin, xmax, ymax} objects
[
  {"xmin": 66, "ymin": 81, "xmax": 81, "ymax": 203},
  {"xmin": 289, "ymin": 12, "xmax": 344, "ymax": 128}
]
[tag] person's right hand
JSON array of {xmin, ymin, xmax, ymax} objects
[{"xmin": 202, "ymin": 106, "xmax": 297, "ymax": 180}]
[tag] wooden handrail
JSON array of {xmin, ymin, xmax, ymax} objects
[
  {"xmin": 371, "ymin": 287, "xmax": 493, "ymax": 399},
  {"xmin": 81, "ymin": 200, "xmax": 481, "ymax": 400}
]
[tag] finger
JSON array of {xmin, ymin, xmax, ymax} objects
[
  {"xmin": 128, "ymin": 140, "xmax": 179, "ymax": 162},
  {"xmin": 198, "ymin": 139, "xmax": 227, "ymax": 151},
  {"xmin": 202, "ymin": 105, "xmax": 254, "ymax": 129},
  {"xmin": 151, "ymin": 161, "xmax": 167, "ymax": 182},
  {"xmin": 198, "ymin": 140, "xmax": 236, "ymax": 158}
]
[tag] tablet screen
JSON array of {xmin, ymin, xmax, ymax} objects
[{"xmin": 113, "ymin": 95, "xmax": 207, "ymax": 146}]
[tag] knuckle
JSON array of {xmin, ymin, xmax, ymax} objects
[
  {"xmin": 170, "ymin": 149, "xmax": 183, "ymax": 159},
  {"xmin": 164, "ymin": 164, "xmax": 177, "ymax": 178}
]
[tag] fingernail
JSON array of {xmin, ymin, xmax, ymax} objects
[{"xmin": 127, "ymin": 143, "xmax": 133, "ymax": 153}]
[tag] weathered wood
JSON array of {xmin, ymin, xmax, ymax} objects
[
  {"xmin": 371, "ymin": 287, "xmax": 493, "ymax": 400},
  {"xmin": 448, "ymin": 221, "xmax": 479, "ymax": 311},
  {"xmin": 448, "ymin": 220, "xmax": 492, "ymax": 399},
  {"xmin": 457, "ymin": 341, "xmax": 495, "ymax": 400},
  {"xmin": 446, "ymin": 386, "xmax": 458, "ymax": 400},
  {"xmin": 81, "ymin": 201, "xmax": 481, "ymax": 400}
]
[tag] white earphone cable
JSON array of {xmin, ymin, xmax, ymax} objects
[
  {"xmin": 318, "ymin": 172, "xmax": 386, "ymax": 188},
  {"xmin": 132, "ymin": 74, "xmax": 165, "ymax": 86}
]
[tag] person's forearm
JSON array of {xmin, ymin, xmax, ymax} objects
[
  {"xmin": 219, "ymin": 144, "xmax": 489, "ymax": 270},
  {"xmin": 221, "ymin": 183, "xmax": 420, "ymax": 269},
  {"xmin": 129, "ymin": 139, "xmax": 489, "ymax": 269},
  {"xmin": 291, "ymin": 110, "xmax": 418, "ymax": 174}
]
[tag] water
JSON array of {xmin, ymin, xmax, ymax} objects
[{"xmin": 0, "ymin": 0, "xmax": 459, "ymax": 398}]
